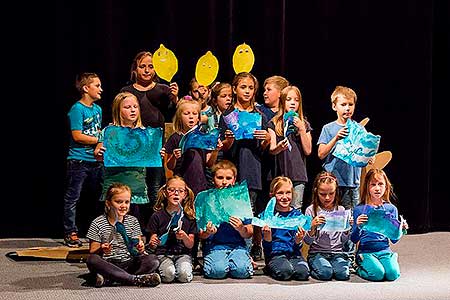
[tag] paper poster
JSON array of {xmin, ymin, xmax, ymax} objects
[
  {"xmin": 103, "ymin": 126, "xmax": 163, "ymax": 167},
  {"xmin": 232, "ymin": 43, "xmax": 255, "ymax": 74},
  {"xmin": 179, "ymin": 125, "xmax": 219, "ymax": 153},
  {"xmin": 362, "ymin": 208, "xmax": 403, "ymax": 240},
  {"xmin": 333, "ymin": 119, "xmax": 380, "ymax": 167},
  {"xmin": 195, "ymin": 51, "xmax": 219, "ymax": 86},
  {"xmin": 317, "ymin": 210, "xmax": 351, "ymax": 232},
  {"xmin": 153, "ymin": 44, "xmax": 178, "ymax": 82},
  {"xmin": 223, "ymin": 109, "xmax": 262, "ymax": 140}
]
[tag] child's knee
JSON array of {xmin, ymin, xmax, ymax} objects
[
  {"xmin": 177, "ymin": 269, "xmax": 193, "ymax": 283},
  {"xmin": 229, "ymin": 264, "xmax": 252, "ymax": 279},
  {"xmin": 204, "ymin": 261, "xmax": 228, "ymax": 279},
  {"xmin": 312, "ymin": 265, "xmax": 333, "ymax": 280},
  {"xmin": 160, "ymin": 267, "xmax": 176, "ymax": 283},
  {"xmin": 385, "ymin": 269, "xmax": 400, "ymax": 281}
]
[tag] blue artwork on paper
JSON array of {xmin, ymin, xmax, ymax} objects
[
  {"xmin": 159, "ymin": 203, "xmax": 184, "ymax": 246},
  {"xmin": 318, "ymin": 210, "xmax": 351, "ymax": 232},
  {"xmin": 333, "ymin": 119, "xmax": 380, "ymax": 167},
  {"xmin": 103, "ymin": 126, "xmax": 163, "ymax": 168},
  {"xmin": 195, "ymin": 181, "xmax": 253, "ymax": 231},
  {"xmin": 179, "ymin": 125, "xmax": 219, "ymax": 153},
  {"xmin": 283, "ymin": 111, "xmax": 298, "ymax": 137},
  {"xmin": 362, "ymin": 209, "xmax": 403, "ymax": 240},
  {"xmin": 223, "ymin": 109, "xmax": 262, "ymax": 140},
  {"xmin": 252, "ymin": 197, "xmax": 312, "ymax": 230}
]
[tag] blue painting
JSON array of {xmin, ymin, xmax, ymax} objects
[
  {"xmin": 333, "ymin": 119, "xmax": 380, "ymax": 167},
  {"xmin": 317, "ymin": 210, "xmax": 351, "ymax": 232},
  {"xmin": 283, "ymin": 111, "xmax": 298, "ymax": 137},
  {"xmin": 252, "ymin": 197, "xmax": 312, "ymax": 230},
  {"xmin": 223, "ymin": 109, "xmax": 262, "ymax": 140},
  {"xmin": 103, "ymin": 125, "xmax": 163, "ymax": 167},
  {"xmin": 159, "ymin": 203, "xmax": 184, "ymax": 246},
  {"xmin": 195, "ymin": 181, "xmax": 254, "ymax": 231},
  {"xmin": 362, "ymin": 208, "xmax": 403, "ymax": 240},
  {"xmin": 179, "ymin": 125, "xmax": 220, "ymax": 153}
]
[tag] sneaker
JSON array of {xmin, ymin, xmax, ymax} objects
[
  {"xmin": 64, "ymin": 232, "xmax": 83, "ymax": 248},
  {"xmin": 133, "ymin": 273, "xmax": 161, "ymax": 287},
  {"xmin": 95, "ymin": 274, "xmax": 105, "ymax": 288},
  {"xmin": 250, "ymin": 245, "xmax": 263, "ymax": 261}
]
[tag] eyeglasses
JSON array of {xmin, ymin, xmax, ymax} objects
[{"xmin": 166, "ymin": 187, "xmax": 187, "ymax": 195}]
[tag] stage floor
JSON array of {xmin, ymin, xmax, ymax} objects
[{"xmin": 1, "ymin": 232, "xmax": 449, "ymax": 300}]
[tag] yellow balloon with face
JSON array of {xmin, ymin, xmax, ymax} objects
[
  {"xmin": 195, "ymin": 51, "xmax": 219, "ymax": 86},
  {"xmin": 232, "ymin": 43, "xmax": 255, "ymax": 74},
  {"xmin": 153, "ymin": 44, "xmax": 178, "ymax": 82}
]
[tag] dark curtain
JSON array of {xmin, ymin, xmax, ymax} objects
[{"xmin": 6, "ymin": 0, "xmax": 448, "ymax": 238}]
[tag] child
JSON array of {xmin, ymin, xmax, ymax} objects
[
  {"xmin": 351, "ymin": 168, "xmax": 408, "ymax": 281},
  {"xmin": 208, "ymin": 82, "xmax": 233, "ymax": 129},
  {"xmin": 86, "ymin": 183, "xmax": 161, "ymax": 288},
  {"xmin": 268, "ymin": 85, "xmax": 312, "ymax": 210},
  {"xmin": 317, "ymin": 86, "xmax": 361, "ymax": 209},
  {"xmin": 257, "ymin": 75, "xmax": 290, "ymax": 121},
  {"xmin": 304, "ymin": 171, "xmax": 351, "ymax": 281},
  {"xmin": 260, "ymin": 176, "xmax": 310, "ymax": 281},
  {"xmin": 120, "ymin": 51, "xmax": 179, "ymax": 219},
  {"xmin": 146, "ymin": 176, "xmax": 197, "ymax": 283},
  {"xmin": 162, "ymin": 98, "xmax": 220, "ymax": 196},
  {"xmin": 63, "ymin": 72, "xmax": 104, "ymax": 247},
  {"xmin": 94, "ymin": 92, "xmax": 150, "ymax": 231},
  {"xmin": 218, "ymin": 72, "xmax": 270, "ymax": 261},
  {"xmin": 199, "ymin": 160, "xmax": 254, "ymax": 279}
]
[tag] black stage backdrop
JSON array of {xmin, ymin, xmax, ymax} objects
[{"xmin": 7, "ymin": 0, "xmax": 448, "ymax": 238}]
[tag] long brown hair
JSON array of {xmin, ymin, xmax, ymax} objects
[
  {"xmin": 310, "ymin": 171, "xmax": 340, "ymax": 216},
  {"xmin": 360, "ymin": 168, "xmax": 394, "ymax": 205},
  {"xmin": 272, "ymin": 85, "xmax": 304, "ymax": 136}
]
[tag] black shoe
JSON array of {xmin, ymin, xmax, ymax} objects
[
  {"xmin": 95, "ymin": 274, "xmax": 105, "ymax": 288},
  {"xmin": 64, "ymin": 232, "xmax": 83, "ymax": 248},
  {"xmin": 250, "ymin": 245, "xmax": 263, "ymax": 261},
  {"xmin": 133, "ymin": 273, "xmax": 161, "ymax": 287}
]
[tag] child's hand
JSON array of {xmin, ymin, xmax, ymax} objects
[
  {"xmin": 175, "ymin": 229, "xmax": 187, "ymax": 240},
  {"xmin": 262, "ymin": 224, "xmax": 272, "ymax": 241},
  {"xmin": 170, "ymin": 82, "xmax": 179, "ymax": 97},
  {"xmin": 400, "ymin": 215, "xmax": 409, "ymax": 230},
  {"xmin": 356, "ymin": 214, "xmax": 368, "ymax": 226},
  {"xmin": 101, "ymin": 242, "xmax": 112, "ymax": 255},
  {"xmin": 253, "ymin": 129, "xmax": 269, "ymax": 142},
  {"xmin": 94, "ymin": 146, "xmax": 106, "ymax": 162},
  {"xmin": 136, "ymin": 239, "xmax": 145, "ymax": 253},
  {"xmin": 276, "ymin": 138, "xmax": 289, "ymax": 152},
  {"xmin": 312, "ymin": 215, "xmax": 326, "ymax": 228},
  {"xmin": 349, "ymin": 215, "xmax": 354, "ymax": 226},
  {"xmin": 293, "ymin": 117, "xmax": 306, "ymax": 133},
  {"xmin": 216, "ymin": 139, "xmax": 223, "ymax": 151},
  {"xmin": 295, "ymin": 227, "xmax": 305, "ymax": 243},
  {"xmin": 148, "ymin": 235, "xmax": 160, "ymax": 249},
  {"xmin": 160, "ymin": 147, "xmax": 166, "ymax": 159},
  {"xmin": 224, "ymin": 129, "xmax": 235, "ymax": 140},
  {"xmin": 229, "ymin": 216, "xmax": 244, "ymax": 232},
  {"xmin": 173, "ymin": 148, "xmax": 182, "ymax": 159},
  {"xmin": 205, "ymin": 221, "xmax": 217, "ymax": 235},
  {"xmin": 336, "ymin": 126, "xmax": 349, "ymax": 140}
]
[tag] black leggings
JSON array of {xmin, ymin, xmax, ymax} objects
[{"xmin": 86, "ymin": 253, "xmax": 159, "ymax": 285}]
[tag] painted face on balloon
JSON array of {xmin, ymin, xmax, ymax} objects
[
  {"xmin": 195, "ymin": 51, "xmax": 219, "ymax": 87},
  {"xmin": 153, "ymin": 44, "xmax": 178, "ymax": 82}
]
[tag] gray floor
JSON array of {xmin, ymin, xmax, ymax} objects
[{"xmin": 1, "ymin": 232, "xmax": 449, "ymax": 300}]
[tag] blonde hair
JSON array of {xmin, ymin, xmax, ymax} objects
[
  {"xmin": 111, "ymin": 92, "xmax": 143, "ymax": 127},
  {"xmin": 269, "ymin": 176, "xmax": 294, "ymax": 196},
  {"xmin": 331, "ymin": 86, "xmax": 357, "ymax": 104},
  {"xmin": 263, "ymin": 75, "xmax": 289, "ymax": 92},
  {"xmin": 154, "ymin": 176, "xmax": 195, "ymax": 219},
  {"xmin": 272, "ymin": 85, "xmax": 305, "ymax": 136},
  {"xmin": 211, "ymin": 160, "xmax": 237, "ymax": 178},
  {"xmin": 360, "ymin": 168, "xmax": 394, "ymax": 205},
  {"xmin": 311, "ymin": 171, "xmax": 340, "ymax": 216},
  {"xmin": 172, "ymin": 99, "xmax": 201, "ymax": 132}
]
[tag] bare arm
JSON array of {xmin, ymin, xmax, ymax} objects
[{"xmin": 71, "ymin": 130, "xmax": 98, "ymax": 145}]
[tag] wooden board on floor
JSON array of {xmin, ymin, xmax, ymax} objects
[{"xmin": 10, "ymin": 245, "xmax": 90, "ymax": 261}]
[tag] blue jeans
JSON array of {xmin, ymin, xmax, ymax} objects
[
  {"xmin": 203, "ymin": 248, "xmax": 253, "ymax": 279},
  {"xmin": 158, "ymin": 254, "xmax": 193, "ymax": 283},
  {"xmin": 356, "ymin": 251, "xmax": 400, "ymax": 281},
  {"xmin": 63, "ymin": 159, "xmax": 103, "ymax": 235},
  {"xmin": 266, "ymin": 254, "xmax": 309, "ymax": 281},
  {"xmin": 292, "ymin": 183, "xmax": 305, "ymax": 210},
  {"xmin": 308, "ymin": 252, "xmax": 350, "ymax": 280},
  {"xmin": 339, "ymin": 186, "xmax": 360, "ymax": 210}
]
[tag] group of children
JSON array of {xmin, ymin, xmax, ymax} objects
[{"xmin": 63, "ymin": 51, "xmax": 408, "ymax": 288}]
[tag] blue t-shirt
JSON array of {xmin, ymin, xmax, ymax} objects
[
  {"xmin": 351, "ymin": 203, "xmax": 400, "ymax": 253},
  {"xmin": 261, "ymin": 209, "xmax": 303, "ymax": 261},
  {"xmin": 67, "ymin": 101, "xmax": 102, "ymax": 162},
  {"xmin": 202, "ymin": 219, "xmax": 251, "ymax": 254},
  {"xmin": 317, "ymin": 120, "xmax": 361, "ymax": 187}
]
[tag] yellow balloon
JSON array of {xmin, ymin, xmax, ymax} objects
[
  {"xmin": 195, "ymin": 51, "xmax": 219, "ymax": 86},
  {"xmin": 153, "ymin": 44, "xmax": 178, "ymax": 82},
  {"xmin": 232, "ymin": 43, "xmax": 255, "ymax": 74}
]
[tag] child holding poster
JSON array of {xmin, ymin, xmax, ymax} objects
[
  {"xmin": 198, "ymin": 160, "xmax": 254, "ymax": 279},
  {"xmin": 268, "ymin": 85, "xmax": 312, "ymax": 210},
  {"xmin": 351, "ymin": 168, "xmax": 408, "ymax": 281},
  {"xmin": 260, "ymin": 176, "xmax": 310, "ymax": 281},
  {"xmin": 304, "ymin": 171, "xmax": 351, "ymax": 281},
  {"xmin": 218, "ymin": 72, "xmax": 271, "ymax": 261}
]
